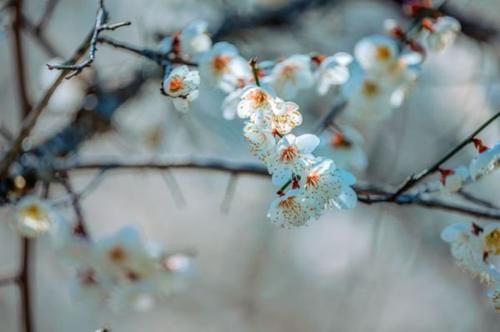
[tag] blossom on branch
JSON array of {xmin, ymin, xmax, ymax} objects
[{"xmin": 162, "ymin": 65, "xmax": 200, "ymax": 112}]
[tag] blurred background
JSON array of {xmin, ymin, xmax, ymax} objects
[{"xmin": 1, "ymin": 0, "xmax": 500, "ymax": 331}]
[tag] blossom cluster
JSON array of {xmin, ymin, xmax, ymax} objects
[
  {"xmin": 10, "ymin": 196, "xmax": 192, "ymax": 312},
  {"xmin": 441, "ymin": 221, "xmax": 500, "ymax": 310}
]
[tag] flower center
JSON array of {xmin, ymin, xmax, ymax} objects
[
  {"xmin": 21, "ymin": 204, "xmax": 48, "ymax": 225},
  {"xmin": 331, "ymin": 132, "xmax": 352, "ymax": 149},
  {"xmin": 169, "ymin": 77, "xmax": 184, "ymax": 92},
  {"xmin": 213, "ymin": 55, "xmax": 231, "ymax": 73},
  {"xmin": 280, "ymin": 145, "xmax": 299, "ymax": 162},
  {"xmin": 362, "ymin": 80, "xmax": 380, "ymax": 97},
  {"xmin": 484, "ymin": 229, "xmax": 500, "ymax": 255},
  {"xmin": 250, "ymin": 89, "xmax": 268, "ymax": 107},
  {"xmin": 306, "ymin": 172, "xmax": 321, "ymax": 188},
  {"xmin": 108, "ymin": 246, "xmax": 127, "ymax": 263},
  {"xmin": 375, "ymin": 46, "xmax": 392, "ymax": 61},
  {"xmin": 281, "ymin": 64, "xmax": 297, "ymax": 80},
  {"xmin": 278, "ymin": 196, "xmax": 297, "ymax": 210}
]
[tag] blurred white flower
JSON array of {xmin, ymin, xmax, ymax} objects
[
  {"xmin": 199, "ymin": 42, "xmax": 252, "ymax": 92},
  {"xmin": 264, "ymin": 54, "xmax": 314, "ymax": 99},
  {"xmin": 162, "ymin": 65, "xmax": 200, "ymax": 112},
  {"xmin": 11, "ymin": 196, "xmax": 58, "ymax": 238},
  {"xmin": 179, "ymin": 20, "xmax": 212, "ymax": 58},
  {"xmin": 438, "ymin": 166, "xmax": 469, "ymax": 193},
  {"xmin": 425, "ymin": 16, "xmax": 461, "ymax": 52},
  {"xmin": 441, "ymin": 222, "xmax": 493, "ymax": 283},
  {"xmin": 469, "ymin": 141, "xmax": 500, "ymax": 180},
  {"xmin": 317, "ymin": 126, "xmax": 367, "ymax": 172},
  {"xmin": 268, "ymin": 134, "xmax": 319, "ymax": 187},
  {"xmin": 354, "ymin": 35, "xmax": 399, "ymax": 73},
  {"xmin": 482, "ymin": 223, "xmax": 500, "ymax": 258},
  {"xmin": 94, "ymin": 226, "xmax": 160, "ymax": 282},
  {"xmin": 315, "ymin": 52, "xmax": 352, "ymax": 96}
]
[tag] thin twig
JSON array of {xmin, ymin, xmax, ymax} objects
[
  {"xmin": 21, "ymin": 14, "xmax": 61, "ymax": 58},
  {"xmin": 391, "ymin": 110, "xmax": 500, "ymax": 198},
  {"xmin": 46, "ymin": 0, "xmax": 131, "ymax": 79},
  {"xmin": 58, "ymin": 174, "xmax": 89, "ymax": 238},
  {"xmin": 0, "ymin": 275, "xmax": 17, "ymax": 287}
]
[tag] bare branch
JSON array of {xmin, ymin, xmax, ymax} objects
[
  {"xmin": 54, "ymin": 158, "xmax": 500, "ymax": 221},
  {"xmin": 458, "ymin": 190, "xmax": 499, "ymax": 210},
  {"xmin": 391, "ymin": 110, "xmax": 500, "ymax": 198},
  {"xmin": 11, "ymin": 0, "xmax": 31, "ymax": 118},
  {"xmin": 34, "ymin": 0, "xmax": 60, "ymax": 32},
  {"xmin": 0, "ymin": 26, "xmax": 96, "ymax": 179},
  {"xmin": 46, "ymin": 0, "xmax": 131, "ymax": 79}
]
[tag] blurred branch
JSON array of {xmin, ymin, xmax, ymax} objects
[
  {"xmin": 388, "ymin": 0, "xmax": 500, "ymax": 42},
  {"xmin": 20, "ymin": 14, "xmax": 61, "ymax": 57},
  {"xmin": 58, "ymin": 174, "xmax": 89, "ymax": 238},
  {"xmin": 34, "ymin": 0, "xmax": 59, "ymax": 32},
  {"xmin": 391, "ymin": 110, "xmax": 500, "ymax": 198},
  {"xmin": 54, "ymin": 158, "xmax": 500, "ymax": 220},
  {"xmin": 212, "ymin": 0, "xmax": 337, "ymax": 40},
  {"xmin": 314, "ymin": 99, "xmax": 347, "ymax": 134},
  {"xmin": 0, "ymin": 26, "xmax": 96, "ymax": 179},
  {"xmin": 11, "ymin": 0, "xmax": 31, "ymax": 118},
  {"xmin": 47, "ymin": 0, "xmax": 131, "ymax": 79},
  {"xmin": 0, "ymin": 275, "xmax": 17, "ymax": 287},
  {"xmin": 458, "ymin": 190, "xmax": 499, "ymax": 210}
]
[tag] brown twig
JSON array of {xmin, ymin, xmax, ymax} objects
[{"xmin": 34, "ymin": 0, "xmax": 59, "ymax": 32}]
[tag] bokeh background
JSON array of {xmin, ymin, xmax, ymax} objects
[{"xmin": 1, "ymin": 0, "xmax": 500, "ymax": 331}]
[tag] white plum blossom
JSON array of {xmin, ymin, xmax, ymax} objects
[
  {"xmin": 93, "ymin": 226, "xmax": 160, "ymax": 282},
  {"xmin": 267, "ymin": 189, "xmax": 321, "ymax": 228},
  {"xmin": 162, "ymin": 65, "xmax": 200, "ymax": 112},
  {"xmin": 317, "ymin": 126, "xmax": 368, "ymax": 172},
  {"xmin": 469, "ymin": 141, "xmax": 500, "ymax": 180},
  {"xmin": 268, "ymin": 134, "xmax": 319, "ymax": 186},
  {"xmin": 441, "ymin": 222, "xmax": 493, "ymax": 283},
  {"xmin": 242, "ymin": 122, "xmax": 276, "ymax": 163},
  {"xmin": 315, "ymin": 52, "xmax": 353, "ymax": 96},
  {"xmin": 301, "ymin": 158, "xmax": 357, "ymax": 210},
  {"xmin": 264, "ymin": 54, "xmax": 314, "ymax": 99},
  {"xmin": 439, "ymin": 166, "xmax": 470, "ymax": 193},
  {"xmin": 64, "ymin": 226, "xmax": 193, "ymax": 312},
  {"xmin": 199, "ymin": 42, "xmax": 252, "ymax": 92},
  {"xmin": 11, "ymin": 196, "xmax": 58, "ymax": 238},
  {"xmin": 237, "ymin": 86, "xmax": 282, "ymax": 124},
  {"xmin": 425, "ymin": 16, "xmax": 461, "ymax": 52},
  {"xmin": 270, "ymin": 101, "xmax": 302, "ymax": 136},
  {"xmin": 342, "ymin": 60, "xmax": 418, "ymax": 123}
]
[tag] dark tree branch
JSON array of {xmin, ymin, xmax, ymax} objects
[
  {"xmin": 11, "ymin": 0, "xmax": 31, "ymax": 118},
  {"xmin": 52, "ymin": 158, "xmax": 500, "ymax": 221},
  {"xmin": 458, "ymin": 190, "xmax": 499, "ymax": 210},
  {"xmin": 58, "ymin": 174, "xmax": 89, "ymax": 238},
  {"xmin": 212, "ymin": 0, "xmax": 337, "ymax": 40},
  {"xmin": 0, "ymin": 27, "xmax": 96, "ymax": 179}
]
